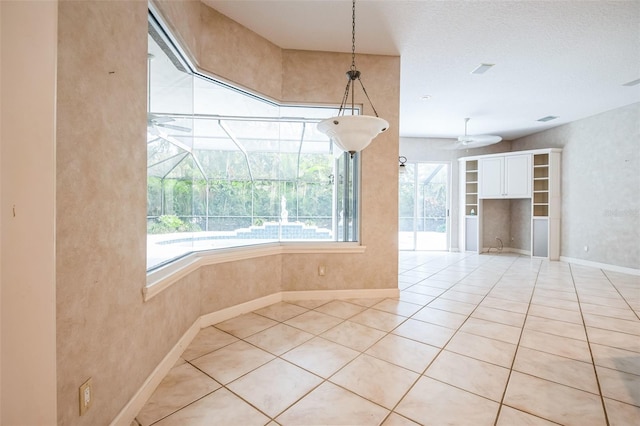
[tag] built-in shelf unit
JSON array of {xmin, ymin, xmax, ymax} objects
[{"xmin": 459, "ymin": 148, "xmax": 561, "ymax": 259}]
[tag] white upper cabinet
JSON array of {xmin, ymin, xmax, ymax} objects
[{"xmin": 479, "ymin": 154, "xmax": 531, "ymax": 199}]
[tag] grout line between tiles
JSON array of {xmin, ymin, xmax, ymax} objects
[{"xmin": 568, "ymin": 263, "xmax": 611, "ymax": 426}]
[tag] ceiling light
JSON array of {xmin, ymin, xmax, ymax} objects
[
  {"xmin": 537, "ymin": 115, "xmax": 558, "ymax": 122},
  {"xmin": 317, "ymin": 0, "xmax": 388, "ymax": 157},
  {"xmin": 622, "ymin": 78, "xmax": 640, "ymax": 87},
  {"xmin": 420, "ymin": 95, "xmax": 432, "ymax": 100},
  {"xmin": 470, "ymin": 63, "xmax": 495, "ymax": 75}
]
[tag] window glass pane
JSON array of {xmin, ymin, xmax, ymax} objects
[{"xmin": 147, "ymin": 13, "xmax": 358, "ymax": 271}]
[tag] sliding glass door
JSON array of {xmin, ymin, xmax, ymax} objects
[{"xmin": 399, "ymin": 162, "xmax": 449, "ymax": 251}]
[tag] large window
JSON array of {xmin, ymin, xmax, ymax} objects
[{"xmin": 147, "ymin": 14, "xmax": 359, "ymax": 270}]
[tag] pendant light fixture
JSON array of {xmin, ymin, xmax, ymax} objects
[{"xmin": 317, "ymin": 0, "xmax": 388, "ymax": 157}]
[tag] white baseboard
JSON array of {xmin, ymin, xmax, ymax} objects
[
  {"xmin": 199, "ymin": 293, "xmax": 283, "ymax": 327},
  {"xmin": 112, "ymin": 286, "xmax": 398, "ymax": 425},
  {"xmin": 559, "ymin": 256, "xmax": 640, "ymax": 276},
  {"xmin": 110, "ymin": 319, "xmax": 202, "ymax": 426}
]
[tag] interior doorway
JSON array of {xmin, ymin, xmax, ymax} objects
[{"xmin": 399, "ymin": 162, "xmax": 450, "ymax": 251}]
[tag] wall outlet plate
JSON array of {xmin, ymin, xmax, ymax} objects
[{"xmin": 79, "ymin": 377, "xmax": 93, "ymax": 416}]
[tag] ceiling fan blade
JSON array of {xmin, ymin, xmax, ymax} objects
[{"xmin": 157, "ymin": 123, "xmax": 192, "ymax": 132}]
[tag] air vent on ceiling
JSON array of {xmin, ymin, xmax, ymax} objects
[
  {"xmin": 471, "ymin": 63, "xmax": 495, "ymax": 75},
  {"xmin": 537, "ymin": 115, "xmax": 558, "ymax": 122}
]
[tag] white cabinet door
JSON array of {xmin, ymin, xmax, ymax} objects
[
  {"xmin": 479, "ymin": 157, "xmax": 503, "ymax": 198},
  {"xmin": 480, "ymin": 154, "xmax": 531, "ymax": 199},
  {"xmin": 504, "ymin": 154, "xmax": 531, "ymax": 198}
]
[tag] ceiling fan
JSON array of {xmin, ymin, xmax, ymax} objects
[
  {"xmin": 453, "ymin": 117, "xmax": 502, "ymax": 149},
  {"xmin": 147, "ymin": 113, "xmax": 192, "ymax": 133}
]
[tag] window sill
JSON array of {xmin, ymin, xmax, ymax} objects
[{"xmin": 143, "ymin": 242, "xmax": 366, "ymax": 301}]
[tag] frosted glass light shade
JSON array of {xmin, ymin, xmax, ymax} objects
[{"xmin": 318, "ymin": 115, "xmax": 389, "ymax": 154}]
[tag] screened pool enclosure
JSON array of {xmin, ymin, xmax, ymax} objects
[{"xmin": 147, "ymin": 15, "xmax": 359, "ymax": 270}]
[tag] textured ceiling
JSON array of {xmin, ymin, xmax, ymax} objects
[{"xmin": 202, "ymin": 0, "xmax": 640, "ymax": 141}]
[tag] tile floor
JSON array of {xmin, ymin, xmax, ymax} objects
[{"xmin": 134, "ymin": 252, "xmax": 640, "ymax": 425}]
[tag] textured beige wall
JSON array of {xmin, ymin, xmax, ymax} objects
[
  {"xmin": 513, "ymin": 103, "xmax": 640, "ymax": 269},
  {"xmin": 55, "ymin": 2, "xmax": 204, "ymax": 425},
  {"xmin": 281, "ymin": 50, "xmax": 400, "ymax": 290},
  {"xmin": 54, "ymin": 1, "xmax": 400, "ymax": 424},
  {"xmin": 1, "ymin": 1, "xmax": 58, "ymax": 424}
]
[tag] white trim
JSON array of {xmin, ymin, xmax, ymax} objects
[
  {"xmin": 109, "ymin": 319, "xmax": 202, "ymax": 426},
  {"xmin": 112, "ymin": 286, "xmax": 397, "ymax": 425},
  {"xmin": 199, "ymin": 293, "xmax": 283, "ymax": 327},
  {"xmin": 144, "ymin": 242, "xmax": 366, "ymax": 301},
  {"xmin": 560, "ymin": 256, "xmax": 640, "ymax": 276}
]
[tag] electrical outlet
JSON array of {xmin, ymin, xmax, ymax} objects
[
  {"xmin": 318, "ymin": 265, "xmax": 326, "ymax": 276},
  {"xmin": 79, "ymin": 378, "xmax": 93, "ymax": 416}
]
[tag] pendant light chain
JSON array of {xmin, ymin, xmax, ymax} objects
[{"xmin": 351, "ymin": 0, "xmax": 356, "ymax": 72}]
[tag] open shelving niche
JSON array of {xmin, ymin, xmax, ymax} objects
[{"xmin": 459, "ymin": 149, "xmax": 561, "ymax": 259}]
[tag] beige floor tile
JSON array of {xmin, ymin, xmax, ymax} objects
[
  {"xmin": 281, "ymin": 336, "xmax": 359, "ymax": 378},
  {"xmin": 330, "ymin": 354, "xmax": 419, "ymax": 409},
  {"xmin": 227, "ymin": 358, "xmax": 322, "ymax": 418},
  {"xmin": 587, "ymin": 327, "xmax": 640, "ymax": 353},
  {"xmin": 381, "ymin": 412, "xmax": 420, "ymax": 426},
  {"xmin": 153, "ymin": 388, "xmax": 269, "ymax": 426},
  {"xmin": 253, "ymin": 302, "xmax": 308, "ymax": 322},
  {"xmin": 287, "ymin": 299, "xmax": 329, "ymax": 309},
  {"xmin": 579, "ymin": 294, "xmax": 630, "ymax": 309},
  {"xmin": 471, "ymin": 306, "xmax": 526, "ymax": 327},
  {"xmin": 181, "ymin": 326, "xmax": 239, "ymax": 361},
  {"xmin": 321, "ymin": 320, "xmax": 386, "ymax": 352},
  {"xmin": 496, "ymin": 406, "xmax": 557, "ymax": 425},
  {"xmin": 440, "ymin": 289, "xmax": 485, "ymax": 304},
  {"xmin": 591, "ymin": 343, "xmax": 640, "ymax": 376},
  {"xmin": 396, "ymin": 376, "xmax": 499, "ymax": 426},
  {"xmin": 275, "ymin": 382, "xmax": 389, "ymax": 425},
  {"xmin": 425, "ymin": 350, "xmax": 510, "ymax": 402},
  {"xmin": 596, "ymin": 366, "xmax": 640, "ymax": 407},
  {"xmin": 346, "ymin": 297, "xmax": 386, "ymax": 307},
  {"xmin": 583, "ymin": 313, "xmax": 640, "ymax": 336},
  {"xmin": 314, "ymin": 300, "xmax": 367, "ymax": 319},
  {"xmin": 284, "ymin": 310, "xmax": 343, "ymax": 335},
  {"xmin": 445, "ymin": 331, "xmax": 516, "ymax": 368},
  {"xmin": 136, "ymin": 363, "xmax": 220, "ymax": 426},
  {"xmin": 520, "ymin": 328, "xmax": 593, "ymax": 362},
  {"xmin": 580, "ymin": 302, "xmax": 638, "ymax": 321},
  {"xmin": 530, "ymin": 297, "xmax": 580, "ymax": 311},
  {"xmin": 372, "ymin": 299, "xmax": 423, "ymax": 317},
  {"xmin": 503, "ymin": 372, "xmax": 607, "ymax": 426},
  {"xmin": 513, "ymin": 347, "xmax": 599, "ymax": 394},
  {"xmin": 402, "ymin": 284, "xmax": 445, "ymax": 297},
  {"xmin": 348, "ymin": 308, "xmax": 407, "ymax": 332},
  {"xmin": 396, "ymin": 291, "xmax": 435, "ymax": 305},
  {"xmin": 534, "ymin": 287, "xmax": 578, "ymax": 302},
  {"xmin": 428, "ymin": 298, "xmax": 477, "ymax": 315},
  {"xmin": 412, "ymin": 305, "xmax": 468, "ymax": 329},
  {"xmin": 527, "ymin": 304, "xmax": 584, "ymax": 324},
  {"xmin": 421, "ymin": 279, "xmax": 455, "ymax": 289},
  {"xmin": 459, "ymin": 317, "xmax": 522, "ymax": 345},
  {"xmin": 190, "ymin": 340, "xmax": 274, "ymax": 384},
  {"xmin": 244, "ymin": 323, "xmax": 314, "ymax": 356},
  {"xmin": 604, "ymin": 398, "xmax": 640, "ymax": 426},
  {"xmin": 214, "ymin": 312, "xmax": 278, "ymax": 338},
  {"xmin": 366, "ymin": 333, "xmax": 440, "ymax": 373},
  {"xmin": 451, "ymin": 283, "xmax": 491, "ymax": 296},
  {"xmin": 524, "ymin": 315, "xmax": 587, "ymax": 341},
  {"xmin": 392, "ymin": 318, "xmax": 456, "ymax": 347}
]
